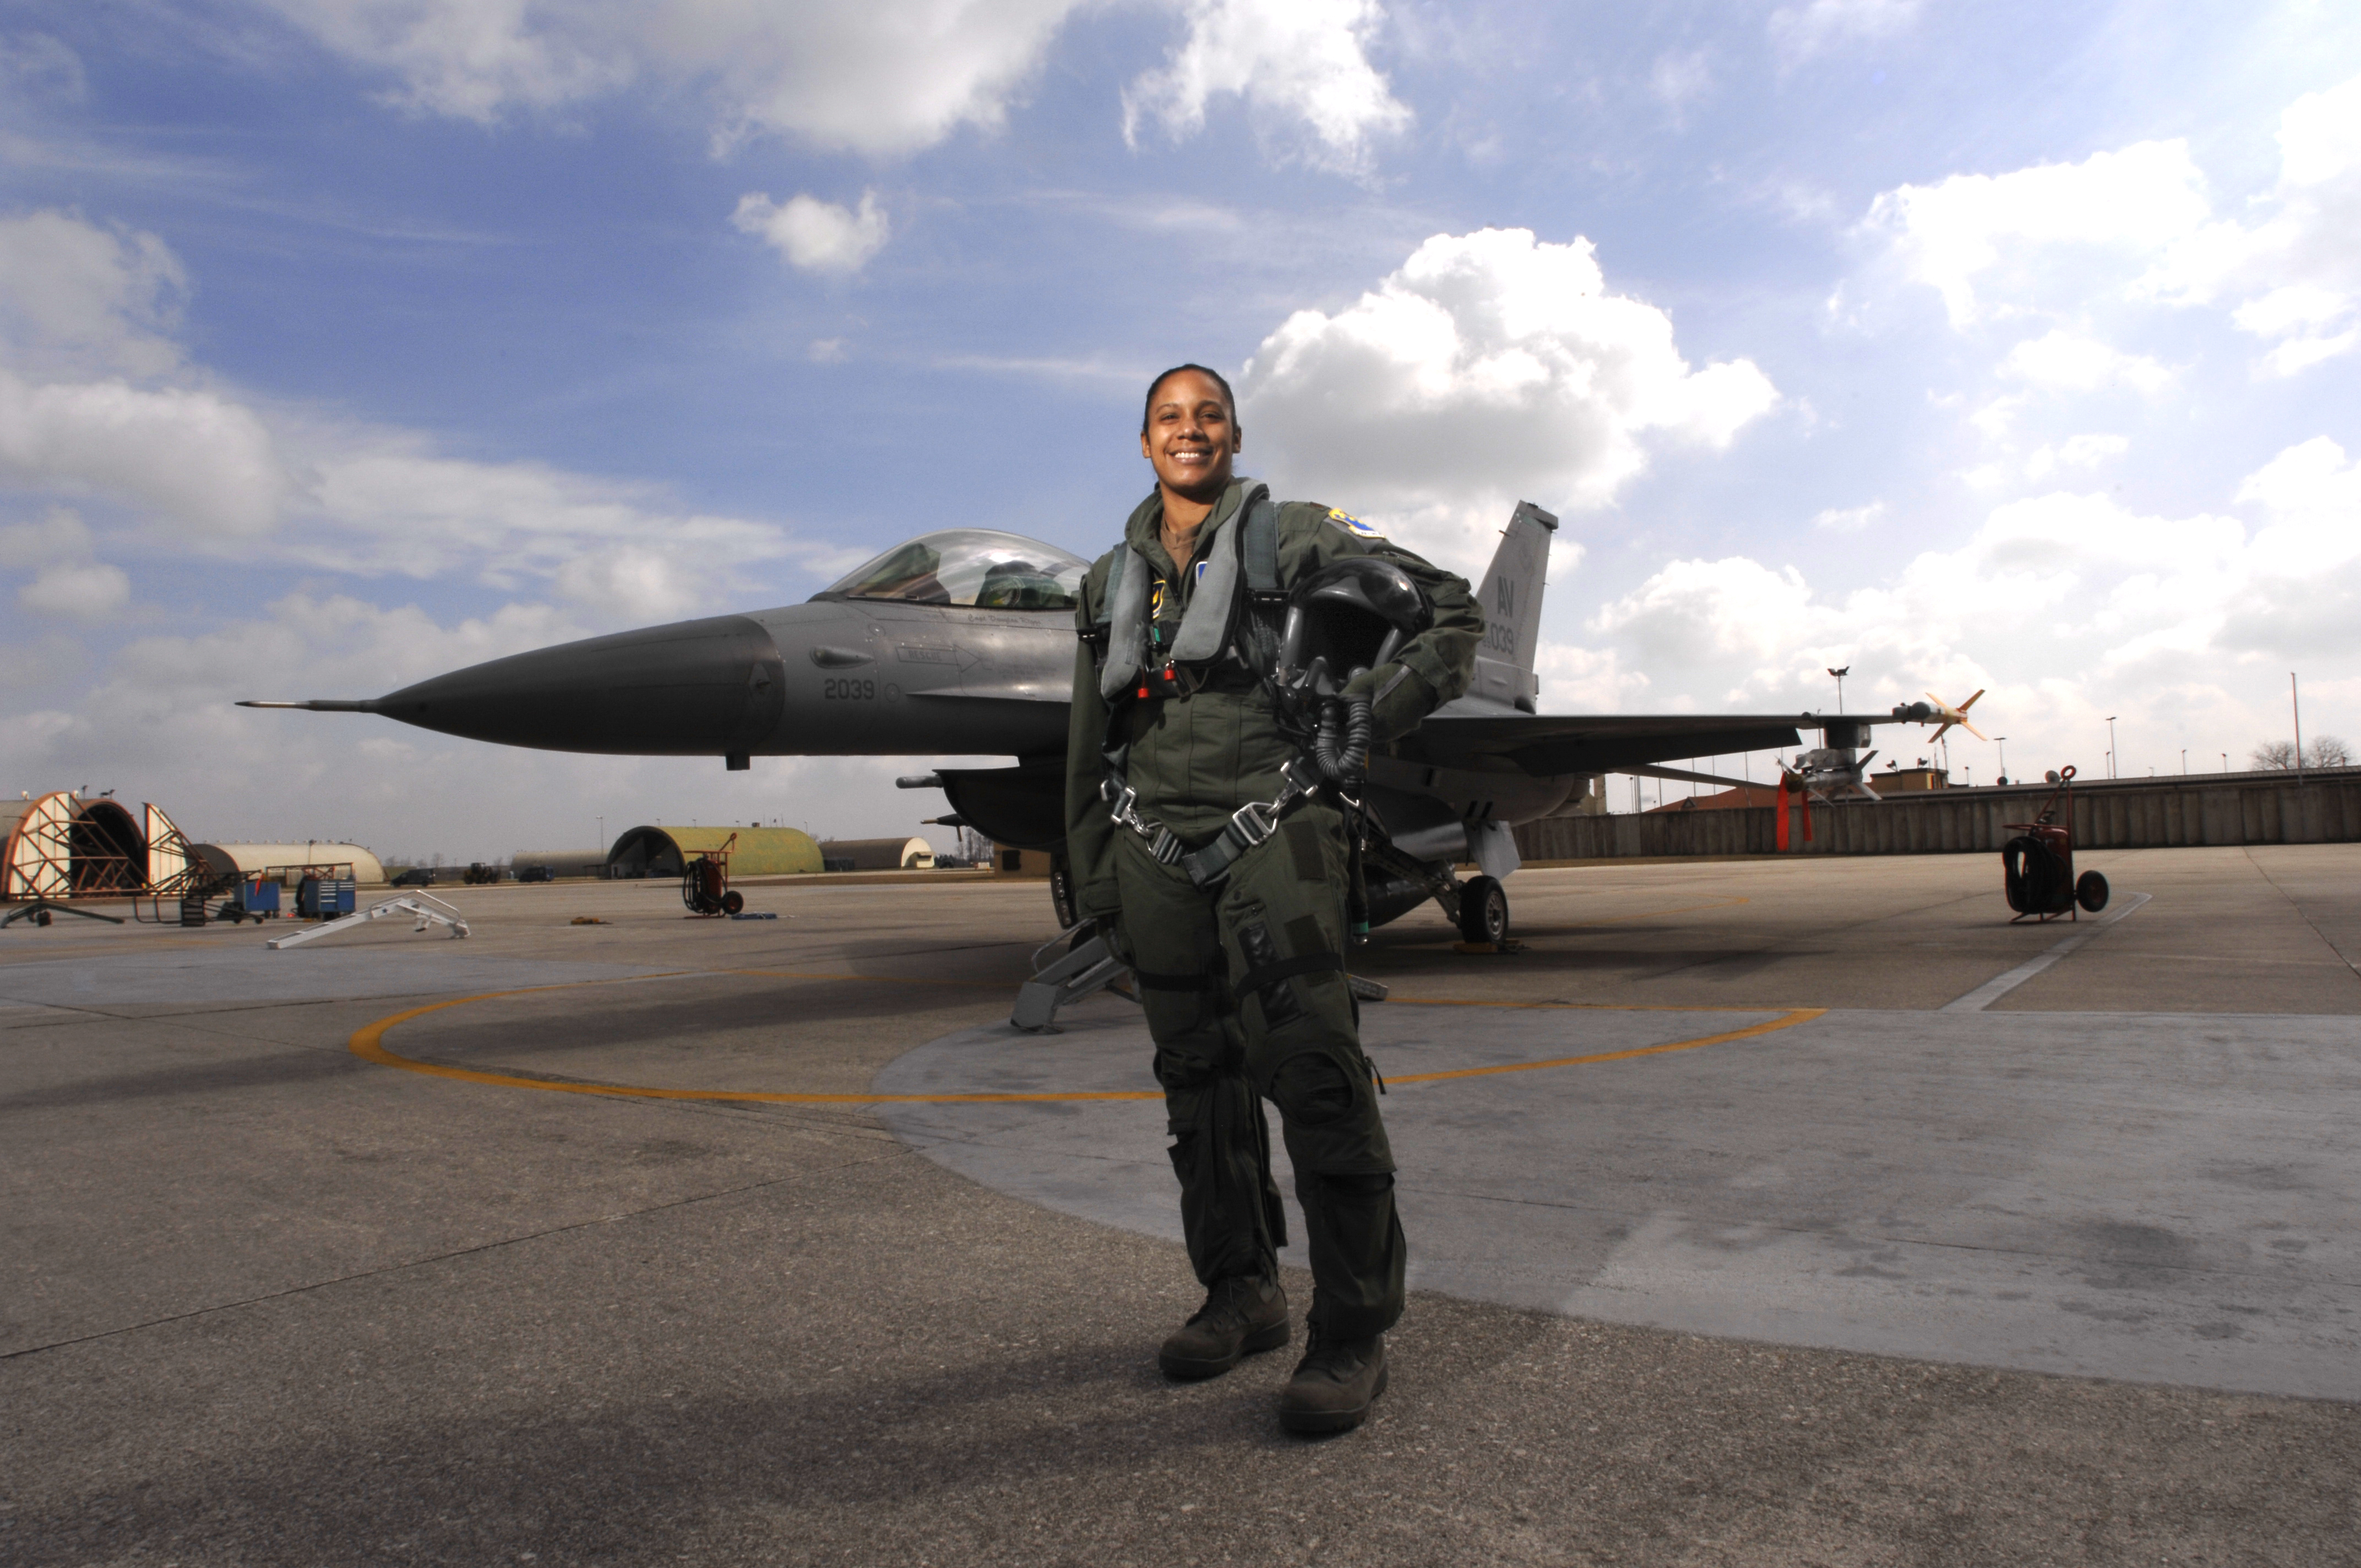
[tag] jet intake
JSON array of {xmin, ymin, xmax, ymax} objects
[{"xmin": 368, "ymin": 614, "xmax": 787, "ymax": 755}]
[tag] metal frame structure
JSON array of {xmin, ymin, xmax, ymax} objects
[
  {"xmin": 266, "ymin": 890, "xmax": 470, "ymax": 949},
  {"xmin": 4, "ymin": 793, "xmax": 216, "ymax": 927}
]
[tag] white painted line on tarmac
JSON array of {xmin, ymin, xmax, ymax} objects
[{"xmin": 1939, "ymin": 892, "xmax": 2152, "ymax": 1014}]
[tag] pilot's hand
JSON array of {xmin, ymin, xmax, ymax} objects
[{"xmin": 1343, "ymin": 663, "xmax": 1437, "ymax": 742}]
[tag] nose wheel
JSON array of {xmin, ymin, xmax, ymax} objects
[{"xmin": 1455, "ymin": 874, "xmax": 1510, "ymax": 945}]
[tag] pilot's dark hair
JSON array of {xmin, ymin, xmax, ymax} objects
[{"xmin": 1141, "ymin": 363, "xmax": 1237, "ymax": 434}]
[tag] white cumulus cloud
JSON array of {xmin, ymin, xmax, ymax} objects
[
  {"xmin": 0, "ymin": 372, "xmax": 285, "ymax": 538},
  {"xmin": 1549, "ymin": 438, "xmax": 2361, "ymax": 783},
  {"xmin": 0, "ymin": 209, "xmax": 854, "ymax": 606},
  {"xmin": 18, "ymin": 559, "xmax": 129, "ymax": 619},
  {"xmin": 1998, "ymin": 330, "xmax": 2174, "ymax": 395},
  {"xmin": 0, "ymin": 209, "xmax": 186, "ymax": 379},
  {"xmin": 1864, "ymin": 139, "xmax": 2211, "ymax": 326},
  {"xmin": 1124, "ymin": 0, "xmax": 1410, "ymax": 174},
  {"xmin": 1865, "ymin": 73, "xmax": 2361, "ymax": 377},
  {"xmin": 1237, "ymin": 227, "xmax": 1779, "ymax": 571},
  {"xmin": 255, "ymin": 0, "xmax": 1085, "ymax": 156},
  {"xmin": 257, "ymin": 0, "xmax": 1407, "ymax": 170},
  {"xmin": 732, "ymin": 190, "xmax": 890, "ymax": 274}
]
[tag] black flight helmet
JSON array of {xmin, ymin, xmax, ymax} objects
[{"xmin": 1278, "ymin": 556, "xmax": 1433, "ymax": 688}]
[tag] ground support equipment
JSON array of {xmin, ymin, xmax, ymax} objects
[
  {"xmin": 681, "ymin": 833, "xmax": 744, "ymax": 917},
  {"xmin": 1, "ymin": 899, "xmax": 124, "ymax": 929},
  {"xmin": 2001, "ymin": 766, "xmax": 2109, "ymax": 923},
  {"xmin": 267, "ymin": 892, "xmax": 471, "ymax": 949},
  {"xmin": 1011, "ymin": 922, "xmax": 1135, "ymax": 1031}
]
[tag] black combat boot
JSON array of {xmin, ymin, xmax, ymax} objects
[
  {"xmin": 1277, "ymin": 1322, "xmax": 1386, "ymax": 1434},
  {"xmin": 1158, "ymin": 1275, "xmax": 1290, "ymax": 1379}
]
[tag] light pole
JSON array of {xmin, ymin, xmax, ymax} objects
[
  {"xmin": 2292, "ymin": 672, "xmax": 2305, "ymax": 784},
  {"xmin": 1996, "ymin": 736, "xmax": 2008, "ymax": 783},
  {"xmin": 2181, "ymin": 748, "xmax": 2186, "ymax": 774},
  {"xmin": 1827, "ymin": 666, "xmax": 1849, "ymax": 711},
  {"xmin": 2106, "ymin": 716, "xmax": 2118, "ymax": 778}
]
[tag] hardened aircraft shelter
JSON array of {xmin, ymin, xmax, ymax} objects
[{"xmin": 606, "ymin": 824, "xmax": 822, "ymax": 879}]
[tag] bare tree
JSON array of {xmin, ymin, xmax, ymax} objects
[
  {"xmin": 2307, "ymin": 734, "xmax": 2353, "ymax": 769},
  {"xmin": 2250, "ymin": 739, "xmax": 2299, "ymax": 769}
]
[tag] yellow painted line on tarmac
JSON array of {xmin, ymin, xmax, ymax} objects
[
  {"xmin": 347, "ymin": 973, "xmax": 1826, "ymax": 1105},
  {"xmin": 1382, "ymin": 1008, "xmax": 1823, "ymax": 1084}
]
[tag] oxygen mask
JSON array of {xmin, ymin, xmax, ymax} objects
[{"xmin": 1274, "ymin": 558, "xmax": 1433, "ymax": 786}]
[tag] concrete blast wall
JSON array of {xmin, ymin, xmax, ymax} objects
[{"xmin": 1513, "ymin": 771, "xmax": 2361, "ymax": 861}]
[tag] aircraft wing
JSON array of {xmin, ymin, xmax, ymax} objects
[{"xmin": 1404, "ymin": 710, "xmax": 1897, "ymax": 777}]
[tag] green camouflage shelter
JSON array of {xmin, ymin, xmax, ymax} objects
[{"xmin": 607, "ymin": 825, "xmax": 822, "ymax": 878}]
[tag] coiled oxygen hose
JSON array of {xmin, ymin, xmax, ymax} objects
[{"xmin": 1313, "ymin": 693, "xmax": 1374, "ymax": 783}]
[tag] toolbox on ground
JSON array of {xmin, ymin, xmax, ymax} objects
[{"xmin": 296, "ymin": 877, "xmax": 356, "ymax": 919}]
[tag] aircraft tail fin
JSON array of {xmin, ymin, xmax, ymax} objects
[{"xmin": 1468, "ymin": 500, "xmax": 1556, "ymax": 709}]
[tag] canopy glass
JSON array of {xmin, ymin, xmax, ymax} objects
[{"xmin": 818, "ymin": 530, "xmax": 1090, "ymax": 611}]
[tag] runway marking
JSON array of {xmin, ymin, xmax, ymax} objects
[
  {"xmin": 347, "ymin": 976, "xmax": 1825, "ymax": 1104},
  {"xmin": 1938, "ymin": 892, "xmax": 2152, "ymax": 1014},
  {"xmin": 1383, "ymin": 1008, "xmax": 1824, "ymax": 1083}
]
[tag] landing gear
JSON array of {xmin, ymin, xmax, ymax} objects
[{"xmin": 1456, "ymin": 874, "xmax": 1509, "ymax": 945}]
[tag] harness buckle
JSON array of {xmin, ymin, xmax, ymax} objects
[{"xmin": 1226, "ymin": 799, "xmax": 1279, "ymax": 850}]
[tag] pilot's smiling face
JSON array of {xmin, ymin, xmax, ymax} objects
[{"xmin": 1140, "ymin": 370, "xmax": 1240, "ymax": 500}]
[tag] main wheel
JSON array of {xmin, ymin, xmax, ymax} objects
[
  {"xmin": 2075, "ymin": 869, "xmax": 2109, "ymax": 913},
  {"xmin": 1456, "ymin": 875, "xmax": 1509, "ymax": 945}
]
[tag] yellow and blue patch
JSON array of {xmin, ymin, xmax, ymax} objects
[{"xmin": 1328, "ymin": 507, "xmax": 1384, "ymax": 540}]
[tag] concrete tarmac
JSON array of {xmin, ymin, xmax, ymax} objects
[{"xmin": 4, "ymin": 844, "xmax": 2358, "ymax": 1565}]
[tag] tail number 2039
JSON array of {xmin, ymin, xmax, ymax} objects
[{"xmin": 822, "ymin": 678, "xmax": 877, "ymax": 700}]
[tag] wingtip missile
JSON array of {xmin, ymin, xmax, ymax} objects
[{"xmin": 1924, "ymin": 689, "xmax": 1988, "ymax": 743}]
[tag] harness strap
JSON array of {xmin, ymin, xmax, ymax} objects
[
  {"xmin": 1176, "ymin": 758, "xmax": 1323, "ymax": 890},
  {"xmin": 1235, "ymin": 951, "xmax": 1345, "ymax": 999},
  {"xmin": 1098, "ymin": 546, "xmax": 1123, "ymax": 625},
  {"xmin": 1132, "ymin": 967, "xmax": 1218, "ymax": 992},
  {"xmin": 1243, "ymin": 493, "xmax": 1281, "ymax": 597}
]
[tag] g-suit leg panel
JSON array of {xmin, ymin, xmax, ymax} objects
[
  {"xmin": 1222, "ymin": 807, "xmax": 1407, "ymax": 1341},
  {"xmin": 1115, "ymin": 832, "xmax": 1287, "ymax": 1288}
]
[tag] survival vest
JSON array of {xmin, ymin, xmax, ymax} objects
[{"xmin": 1090, "ymin": 483, "xmax": 1285, "ymax": 704}]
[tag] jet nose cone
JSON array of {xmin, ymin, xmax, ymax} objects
[{"xmin": 377, "ymin": 614, "xmax": 786, "ymax": 755}]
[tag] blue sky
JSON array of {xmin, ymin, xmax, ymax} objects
[{"xmin": 3, "ymin": 0, "xmax": 2358, "ymax": 858}]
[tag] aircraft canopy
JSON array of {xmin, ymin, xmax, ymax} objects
[{"xmin": 820, "ymin": 530, "xmax": 1087, "ymax": 611}]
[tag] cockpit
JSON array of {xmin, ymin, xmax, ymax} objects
[{"xmin": 814, "ymin": 529, "xmax": 1090, "ymax": 611}]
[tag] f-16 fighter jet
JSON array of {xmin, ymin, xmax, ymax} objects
[{"xmin": 244, "ymin": 503, "xmax": 1947, "ymax": 945}]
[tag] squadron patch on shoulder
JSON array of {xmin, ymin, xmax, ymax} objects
[{"xmin": 1327, "ymin": 507, "xmax": 1384, "ymax": 540}]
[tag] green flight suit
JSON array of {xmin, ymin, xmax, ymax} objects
[{"xmin": 1064, "ymin": 478, "xmax": 1482, "ymax": 1338}]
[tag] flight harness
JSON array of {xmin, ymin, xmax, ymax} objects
[{"xmin": 1087, "ymin": 487, "xmax": 1344, "ymax": 892}]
